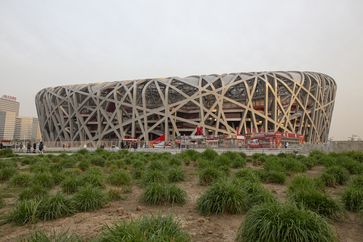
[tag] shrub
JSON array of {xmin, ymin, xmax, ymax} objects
[
  {"xmin": 198, "ymin": 166, "xmax": 224, "ymax": 185},
  {"xmin": 7, "ymin": 199, "xmax": 41, "ymax": 225},
  {"xmin": 289, "ymin": 190, "xmax": 341, "ymax": 218},
  {"xmin": 61, "ymin": 176, "xmax": 81, "ymax": 194},
  {"xmin": 197, "ymin": 180, "xmax": 245, "ymax": 215},
  {"xmin": 234, "ymin": 168, "xmax": 260, "ymax": 183},
  {"xmin": 180, "ymin": 149, "xmax": 199, "ymax": 162},
  {"xmin": 168, "ymin": 167, "xmax": 185, "ymax": 182},
  {"xmin": 32, "ymin": 172, "xmax": 55, "ymax": 189},
  {"xmin": 342, "ymin": 186, "xmax": 363, "ymax": 211},
  {"xmin": 38, "ymin": 193, "xmax": 75, "ymax": 220},
  {"xmin": 108, "ymin": 170, "xmax": 131, "ymax": 186},
  {"xmin": 236, "ymin": 203, "xmax": 337, "ymax": 242},
  {"xmin": 142, "ymin": 170, "xmax": 167, "ymax": 185},
  {"xmin": 259, "ymin": 170, "xmax": 286, "ymax": 184},
  {"xmin": 141, "ymin": 183, "xmax": 186, "ymax": 205},
  {"xmin": 98, "ymin": 215, "xmax": 190, "ymax": 242},
  {"xmin": 325, "ymin": 166, "xmax": 349, "ymax": 185},
  {"xmin": 73, "ymin": 186, "xmax": 107, "ymax": 212},
  {"xmin": 21, "ymin": 230, "xmax": 82, "ymax": 242},
  {"xmin": 0, "ymin": 167, "xmax": 17, "ymax": 181},
  {"xmin": 19, "ymin": 186, "xmax": 48, "ymax": 201},
  {"xmin": 9, "ymin": 173, "xmax": 32, "ymax": 187}
]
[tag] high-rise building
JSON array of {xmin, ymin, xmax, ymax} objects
[
  {"xmin": 14, "ymin": 117, "xmax": 42, "ymax": 141},
  {"xmin": 0, "ymin": 95, "xmax": 20, "ymax": 141}
]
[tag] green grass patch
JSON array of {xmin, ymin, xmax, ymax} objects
[
  {"xmin": 342, "ymin": 186, "xmax": 363, "ymax": 212},
  {"xmin": 73, "ymin": 185, "xmax": 107, "ymax": 212},
  {"xmin": 197, "ymin": 180, "xmax": 245, "ymax": 215},
  {"xmin": 98, "ymin": 215, "xmax": 190, "ymax": 242},
  {"xmin": 168, "ymin": 167, "xmax": 185, "ymax": 182},
  {"xmin": 198, "ymin": 166, "xmax": 225, "ymax": 185},
  {"xmin": 141, "ymin": 183, "xmax": 186, "ymax": 205},
  {"xmin": 236, "ymin": 202, "xmax": 337, "ymax": 242},
  {"xmin": 37, "ymin": 193, "xmax": 75, "ymax": 221},
  {"xmin": 108, "ymin": 170, "xmax": 131, "ymax": 186}
]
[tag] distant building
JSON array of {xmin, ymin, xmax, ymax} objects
[
  {"xmin": 14, "ymin": 117, "xmax": 42, "ymax": 141},
  {"xmin": 0, "ymin": 95, "xmax": 20, "ymax": 141}
]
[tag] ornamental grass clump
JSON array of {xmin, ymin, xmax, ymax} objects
[
  {"xmin": 142, "ymin": 170, "xmax": 167, "ymax": 185},
  {"xmin": 79, "ymin": 168, "xmax": 105, "ymax": 187},
  {"xmin": 342, "ymin": 186, "xmax": 363, "ymax": 212},
  {"xmin": 73, "ymin": 185, "xmax": 107, "ymax": 212},
  {"xmin": 7, "ymin": 199, "xmax": 41, "ymax": 225},
  {"xmin": 37, "ymin": 193, "xmax": 75, "ymax": 221},
  {"xmin": 234, "ymin": 168, "xmax": 260, "ymax": 183},
  {"xmin": 288, "ymin": 175, "xmax": 341, "ymax": 218},
  {"xmin": 197, "ymin": 180, "xmax": 245, "ymax": 215},
  {"xmin": 21, "ymin": 230, "xmax": 82, "ymax": 242},
  {"xmin": 32, "ymin": 172, "xmax": 55, "ymax": 189},
  {"xmin": 168, "ymin": 167, "xmax": 185, "ymax": 182},
  {"xmin": 198, "ymin": 166, "xmax": 225, "ymax": 185},
  {"xmin": 19, "ymin": 186, "xmax": 48, "ymax": 201},
  {"xmin": 0, "ymin": 166, "xmax": 17, "ymax": 181},
  {"xmin": 9, "ymin": 173, "xmax": 32, "ymax": 187},
  {"xmin": 236, "ymin": 202, "xmax": 337, "ymax": 242},
  {"xmin": 61, "ymin": 176, "xmax": 81, "ymax": 194},
  {"xmin": 107, "ymin": 170, "xmax": 131, "ymax": 186},
  {"xmin": 288, "ymin": 175, "xmax": 324, "ymax": 194},
  {"xmin": 259, "ymin": 170, "xmax": 286, "ymax": 184},
  {"xmin": 239, "ymin": 181, "xmax": 276, "ymax": 210},
  {"xmin": 141, "ymin": 183, "xmax": 186, "ymax": 205},
  {"xmin": 98, "ymin": 215, "xmax": 190, "ymax": 242},
  {"xmin": 324, "ymin": 166, "xmax": 350, "ymax": 185}
]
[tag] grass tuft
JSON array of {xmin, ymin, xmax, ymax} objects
[
  {"xmin": 197, "ymin": 180, "xmax": 245, "ymax": 215},
  {"xmin": 108, "ymin": 170, "xmax": 131, "ymax": 186},
  {"xmin": 98, "ymin": 215, "xmax": 190, "ymax": 242},
  {"xmin": 73, "ymin": 185, "xmax": 107, "ymax": 212},
  {"xmin": 141, "ymin": 183, "xmax": 186, "ymax": 205},
  {"xmin": 38, "ymin": 193, "xmax": 75, "ymax": 220},
  {"xmin": 236, "ymin": 202, "xmax": 337, "ymax": 242}
]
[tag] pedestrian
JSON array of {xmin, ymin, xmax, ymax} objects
[
  {"xmin": 39, "ymin": 141, "xmax": 44, "ymax": 154},
  {"xmin": 19, "ymin": 143, "xmax": 23, "ymax": 153},
  {"xmin": 33, "ymin": 142, "xmax": 37, "ymax": 153},
  {"xmin": 27, "ymin": 142, "xmax": 31, "ymax": 153}
]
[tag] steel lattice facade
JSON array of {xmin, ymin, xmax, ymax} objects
[{"xmin": 35, "ymin": 71, "xmax": 336, "ymax": 145}]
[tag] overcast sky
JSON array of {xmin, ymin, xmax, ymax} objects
[{"xmin": 1, "ymin": 0, "xmax": 362, "ymax": 140}]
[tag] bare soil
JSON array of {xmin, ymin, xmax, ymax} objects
[{"xmin": 0, "ymin": 164, "xmax": 362, "ymax": 242}]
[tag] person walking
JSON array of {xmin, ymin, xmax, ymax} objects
[
  {"xmin": 27, "ymin": 142, "xmax": 31, "ymax": 153},
  {"xmin": 39, "ymin": 141, "xmax": 44, "ymax": 154},
  {"xmin": 33, "ymin": 142, "xmax": 37, "ymax": 153}
]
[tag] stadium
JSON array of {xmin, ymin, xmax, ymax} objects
[{"xmin": 35, "ymin": 71, "xmax": 336, "ymax": 147}]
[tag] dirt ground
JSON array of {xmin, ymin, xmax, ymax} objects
[{"xmin": 0, "ymin": 164, "xmax": 362, "ymax": 242}]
